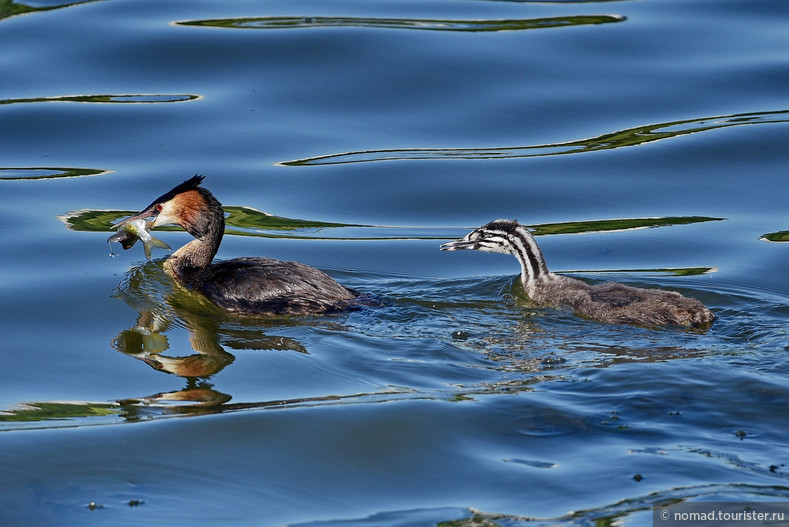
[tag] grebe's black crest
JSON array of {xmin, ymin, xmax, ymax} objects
[
  {"xmin": 139, "ymin": 174, "xmax": 206, "ymax": 216},
  {"xmin": 441, "ymin": 219, "xmax": 715, "ymax": 329}
]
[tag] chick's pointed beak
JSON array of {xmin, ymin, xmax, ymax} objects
[{"xmin": 440, "ymin": 238, "xmax": 476, "ymax": 251}]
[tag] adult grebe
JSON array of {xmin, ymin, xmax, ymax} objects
[
  {"xmin": 115, "ymin": 175, "xmax": 360, "ymax": 315},
  {"xmin": 440, "ymin": 219, "xmax": 715, "ymax": 328}
]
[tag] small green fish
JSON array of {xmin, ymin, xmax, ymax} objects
[{"xmin": 108, "ymin": 218, "xmax": 171, "ymax": 259}]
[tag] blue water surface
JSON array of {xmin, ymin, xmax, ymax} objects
[{"xmin": 1, "ymin": 0, "xmax": 789, "ymax": 525}]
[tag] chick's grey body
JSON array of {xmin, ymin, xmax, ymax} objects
[
  {"xmin": 527, "ymin": 273, "xmax": 713, "ymax": 327},
  {"xmin": 117, "ymin": 175, "xmax": 359, "ymax": 315},
  {"xmin": 441, "ymin": 219, "xmax": 714, "ymax": 328}
]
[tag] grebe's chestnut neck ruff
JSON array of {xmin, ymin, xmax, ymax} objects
[
  {"xmin": 441, "ymin": 219, "xmax": 715, "ymax": 328},
  {"xmin": 116, "ymin": 175, "xmax": 360, "ymax": 315}
]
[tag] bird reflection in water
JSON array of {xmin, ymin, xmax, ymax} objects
[{"xmin": 111, "ymin": 260, "xmax": 310, "ymax": 414}]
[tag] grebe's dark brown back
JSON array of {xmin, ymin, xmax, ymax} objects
[{"xmin": 116, "ymin": 175, "xmax": 360, "ymax": 315}]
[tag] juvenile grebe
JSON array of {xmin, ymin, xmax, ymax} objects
[
  {"xmin": 115, "ymin": 175, "xmax": 360, "ymax": 315},
  {"xmin": 441, "ymin": 219, "xmax": 715, "ymax": 328}
]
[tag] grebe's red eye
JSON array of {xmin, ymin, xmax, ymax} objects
[{"xmin": 156, "ymin": 204, "xmax": 163, "ymax": 211}]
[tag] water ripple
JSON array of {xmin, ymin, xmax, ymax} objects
[
  {"xmin": 0, "ymin": 0, "xmax": 102, "ymax": 22},
  {"xmin": 760, "ymin": 229, "xmax": 789, "ymax": 243},
  {"xmin": 485, "ymin": 0, "xmax": 629, "ymax": 3},
  {"xmin": 286, "ymin": 483, "xmax": 789, "ymax": 526},
  {"xmin": 0, "ymin": 167, "xmax": 111, "ymax": 180},
  {"xmin": 280, "ymin": 109, "xmax": 789, "ymax": 166},
  {"xmin": 0, "ymin": 93, "xmax": 201, "ymax": 105},
  {"xmin": 0, "ymin": 389, "xmax": 418, "ymax": 432},
  {"xmin": 0, "ymin": 271, "xmax": 781, "ymax": 432},
  {"xmin": 59, "ymin": 208, "xmax": 722, "ymax": 242},
  {"xmin": 176, "ymin": 14, "xmax": 624, "ymax": 32}
]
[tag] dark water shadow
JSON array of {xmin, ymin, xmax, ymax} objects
[
  {"xmin": 176, "ymin": 14, "xmax": 624, "ymax": 32},
  {"xmin": 0, "ymin": 167, "xmax": 112, "ymax": 181},
  {"xmin": 566, "ymin": 266, "xmax": 715, "ymax": 277},
  {"xmin": 760, "ymin": 230, "xmax": 789, "ymax": 243},
  {"xmin": 530, "ymin": 216, "xmax": 724, "ymax": 237},
  {"xmin": 0, "ymin": 94, "xmax": 201, "ymax": 105},
  {"xmin": 0, "ymin": 0, "xmax": 101, "ymax": 22},
  {"xmin": 59, "ymin": 207, "xmax": 723, "ymax": 242},
  {"xmin": 0, "ymin": 389, "xmax": 411, "ymax": 431},
  {"xmin": 280, "ymin": 109, "xmax": 789, "ymax": 166},
  {"xmin": 59, "ymin": 206, "xmax": 370, "ymax": 244}
]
